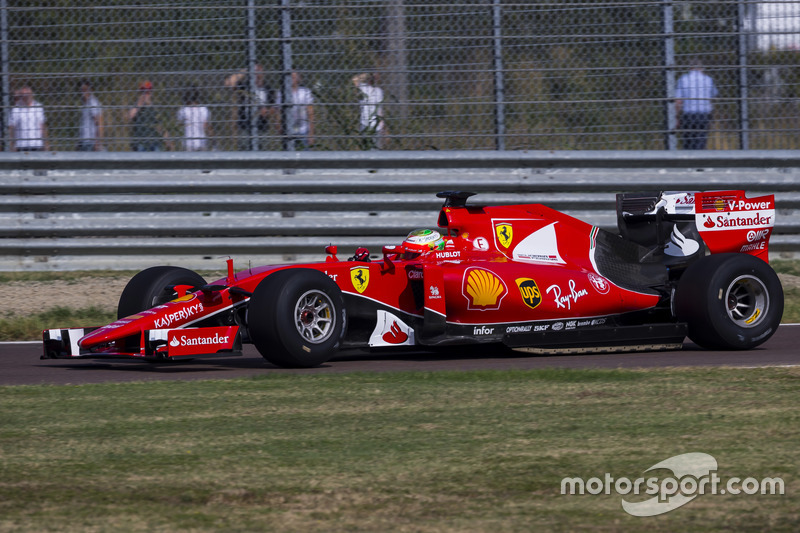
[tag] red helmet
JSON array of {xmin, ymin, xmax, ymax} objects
[{"xmin": 402, "ymin": 229, "xmax": 445, "ymax": 254}]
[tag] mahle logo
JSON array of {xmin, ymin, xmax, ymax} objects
[{"xmin": 515, "ymin": 278, "xmax": 542, "ymax": 309}]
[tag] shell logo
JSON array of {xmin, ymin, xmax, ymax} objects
[{"xmin": 462, "ymin": 267, "xmax": 508, "ymax": 310}]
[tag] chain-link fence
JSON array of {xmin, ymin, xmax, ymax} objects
[{"xmin": 3, "ymin": 1, "xmax": 800, "ymax": 152}]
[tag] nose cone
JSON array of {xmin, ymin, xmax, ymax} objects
[{"xmin": 78, "ymin": 316, "xmax": 142, "ymax": 348}]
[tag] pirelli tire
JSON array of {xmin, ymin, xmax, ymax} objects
[
  {"xmin": 117, "ymin": 266, "xmax": 207, "ymax": 319},
  {"xmin": 675, "ymin": 253, "xmax": 783, "ymax": 350},
  {"xmin": 248, "ymin": 269, "xmax": 346, "ymax": 368}
]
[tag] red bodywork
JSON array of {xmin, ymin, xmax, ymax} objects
[{"xmin": 42, "ymin": 190, "xmax": 776, "ymax": 361}]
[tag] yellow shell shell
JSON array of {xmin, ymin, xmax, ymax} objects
[{"xmin": 466, "ymin": 269, "xmax": 504, "ymax": 306}]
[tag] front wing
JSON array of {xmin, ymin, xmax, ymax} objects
[{"xmin": 42, "ymin": 325, "xmax": 243, "ymax": 361}]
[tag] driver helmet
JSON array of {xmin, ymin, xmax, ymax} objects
[{"xmin": 402, "ymin": 229, "xmax": 445, "ymax": 255}]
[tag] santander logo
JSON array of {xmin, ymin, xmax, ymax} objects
[
  {"xmin": 664, "ymin": 225, "xmax": 700, "ymax": 257},
  {"xmin": 369, "ymin": 310, "xmax": 415, "ymax": 347},
  {"xmin": 382, "ymin": 321, "xmax": 409, "ymax": 344},
  {"xmin": 699, "ymin": 211, "xmax": 774, "ymax": 231},
  {"xmin": 165, "ymin": 326, "xmax": 238, "ymax": 355},
  {"xmin": 174, "ymin": 332, "xmax": 230, "ymax": 347}
]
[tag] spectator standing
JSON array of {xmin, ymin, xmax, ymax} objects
[
  {"xmin": 128, "ymin": 80, "xmax": 168, "ymax": 152},
  {"xmin": 77, "ymin": 80, "xmax": 104, "ymax": 151},
  {"xmin": 352, "ymin": 73, "xmax": 386, "ymax": 149},
  {"xmin": 177, "ymin": 87, "xmax": 212, "ymax": 151},
  {"xmin": 284, "ymin": 71, "xmax": 315, "ymax": 150},
  {"xmin": 8, "ymin": 85, "xmax": 48, "ymax": 152},
  {"xmin": 224, "ymin": 63, "xmax": 278, "ymax": 150},
  {"xmin": 675, "ymin": 60, "xmax": 718, "ymax": 150}
]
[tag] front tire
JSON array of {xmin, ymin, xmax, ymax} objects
[
  {"xmin": 117, "ymin": 266, "xmax": 206, "ymax": 319},
  {"xmin": 675, "ymin": 253, "xmax": 783, "ymax": 350},
  {"xmin": 248, "ymin": 269, "xmax": 346, "ymax": 368}
]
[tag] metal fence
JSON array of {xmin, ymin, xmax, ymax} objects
[{"xmin": 3, "ymin": 1, "xmax": 800, "ymax": 153}]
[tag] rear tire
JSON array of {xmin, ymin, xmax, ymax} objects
[
  {"xmin": 117, "ymin": 266, "xmax": 206, "ymax": 319},
  {"xmin": 248, "ymin": 269, "xmax": 346, "ymax": 368},
  {"xmin": 675, "ymin": 253, "xmax": 783, "ymax": 350}
]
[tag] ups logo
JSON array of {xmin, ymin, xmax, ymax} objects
[{"xmin": 515, "ymin": 278, "xmax": 542, "ymax": 310}]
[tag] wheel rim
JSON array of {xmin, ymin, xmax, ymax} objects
[
  {"xmin": 293, "ymin": 290, "xmax": 336, "ymax": 344},
  {"xmin": 725, "ymin": 275, "xmax": 769, "ymax": 328}
]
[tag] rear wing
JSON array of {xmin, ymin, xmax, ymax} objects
[
  {"xmin": 617, "ymin": 190, "xmax": 775, "ymax": 263},
  {"xmin": 694, "ymin": 191, "xmax": 775, "ymax": 262}
]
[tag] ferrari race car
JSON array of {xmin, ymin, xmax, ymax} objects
[{"xmin": 43, "ymin": 190, "xmax": 783, "ymax": 368}]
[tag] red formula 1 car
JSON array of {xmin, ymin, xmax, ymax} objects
[{"xmin": 43, "ymin": 190, "xmax": 783, "ymax": 367}]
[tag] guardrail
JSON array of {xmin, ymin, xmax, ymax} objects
[{"xmin": 2, "ymin": 151, "xmax": 799, "ymax": 271}]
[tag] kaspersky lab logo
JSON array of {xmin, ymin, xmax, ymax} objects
[{"xmin": 560, "ymin": 452, "xmax": 784, "ymax": 516}]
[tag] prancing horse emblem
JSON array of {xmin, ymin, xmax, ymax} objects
[
  {"xmin": 350, "ymin": 266, "xmax": 369, "ymax": 294},
  {"xmin": 496, "ymin": 224, "xmax": 513, "ymax": 248}
]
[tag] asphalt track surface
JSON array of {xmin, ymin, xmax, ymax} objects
[{"xmin": 1, "ymin": 324, "xmax": 798, "ymax": 386}]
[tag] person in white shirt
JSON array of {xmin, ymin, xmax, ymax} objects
[
  {"xmin": 77, "ymin": 80, "xmax": 104, "ymax": 151},
  {"xmin": 9, "ymin": 85, "xmax": 48, "ymax": 152},
  {"xmin": 675, "ymin": 59, "xmax": 718, "ymax": 150},
  {"xmin": 177, "ymin": 87, "xmax": 212, "ymax": 151},
  {"xmin": 352, "ymin": 72, "xmax": 387, "ymax": 149},
  {"xmin": 285, "ymin": 71, "xmax": 315, "ymax": 150}
]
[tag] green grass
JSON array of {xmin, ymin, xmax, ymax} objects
[
  {"xmin": 771, "ymin": 260, "xmax": 800, "ymax": 278},
  {"xmin": 770, "ymin": 261, "xmax": 800, "ymax": 323},
  {"xmin": 0, "ymin": 368, "xmax": 797, "ymax": 532},
  {"xmin": 0, "ymin": 307, "xmax": 117, "ymax": 342},
  {"xmin": 782, "ymin": 288, "xmax": 800, "ymax": 323}
]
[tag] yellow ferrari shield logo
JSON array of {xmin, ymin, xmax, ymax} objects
[
  {"xmin": 496, "ymin": 224, "xmax": 513, "ymax": 248},
  {"xmin": 350, "ymin": 266, "xmax": 370, "ymax": 294}
]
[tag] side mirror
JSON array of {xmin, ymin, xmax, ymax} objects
[
  {"xmin": 381, "ymin": 245, "xmax": 398, "ymax": 272},
  {"xmin": 325, "ymin": 245, "xmax": 338, "ymax": 262}
]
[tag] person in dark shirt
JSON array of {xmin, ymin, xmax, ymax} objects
[
  {"xmin": 224, "ymin": 64, "xmax": 279, "ymax": 150},
  {"xmin": 128, "ymin": 80, "xmax": 168, "ymax": 151}
]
